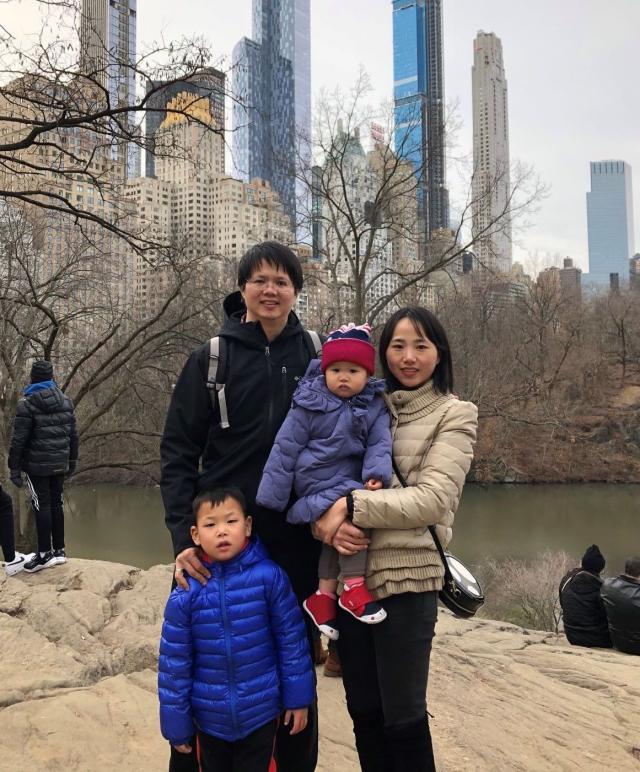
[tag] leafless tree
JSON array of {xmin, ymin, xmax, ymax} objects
[
  {"xmin": 481, "ymin": 550, "xmax": 575, "ymax": 633},
  {"xmin": 0, "ymin": 200, "xmax": 229, "ymax": 545},
  {"xmin": 298, "ymin": 72, "xmax": 545, "ymax": 327},
  {"xmin": 0, "ymin": 0, "xmax": 230, "ymax": 255}
]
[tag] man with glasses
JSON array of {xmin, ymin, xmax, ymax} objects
[{"xmin": 160, "ymin": 241, "xmax": 321, "ymax": 772}]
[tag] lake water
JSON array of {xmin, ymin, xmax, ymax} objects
[{"xmin": 62, "ymin": 483, "xmax": 639, "ymax": 575}]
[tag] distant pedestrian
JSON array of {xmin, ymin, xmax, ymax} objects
[
  {"xmin": 0, "ymin": 483, "xmax": 34, "ymax": 576},
  {"xmin": 8, "ymin": 359, "xmax": 78, "ymax": 572},
  {"xmin": 601, "ymin": 556, "xmax": 640, "ymax": 655},
  {"xmin": 559, "ymin": 544, "xmax": 611, "ymax": 648}
]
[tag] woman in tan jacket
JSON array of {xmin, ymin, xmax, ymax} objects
[{"xmin": 314, "ymin": 307, "xmax": 478, "ymax": 771}]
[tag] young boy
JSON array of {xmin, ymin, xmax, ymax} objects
[
  {"xmin": 257, "ymin": 323, "xmax": 393, "ymax": 639},
  {"xmin": 158, "ymin": 487, "xmax": 314, "ymax": 772}
]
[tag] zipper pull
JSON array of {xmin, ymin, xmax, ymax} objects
[
  {"xmin": 281, "ymin": 366, "xmax": 287, "ymax": 376},
  {"xmin": 265, "ymin": 346, "xmax": 270, "ymax": 357}
]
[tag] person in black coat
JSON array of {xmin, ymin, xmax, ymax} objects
[
  {"xmin": 160, "ymin": 242, "xmax": 320, "ymax": 772},
  {"xmin": 559, "ymin": 544, "xmax": 612, "ymax": 648},
  {"xmin": 8, "ymin": 359, "xmax": 78, "ymax": 572},
  {"xmin": 601, "ymin": 557, "xmax": 640, "ymax": 655}
]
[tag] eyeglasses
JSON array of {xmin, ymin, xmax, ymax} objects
[{"xmin": 245, "ymin": 277, "xmax": 295, "ymax": 291}]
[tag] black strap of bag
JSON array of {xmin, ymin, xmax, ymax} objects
[
  {"xmin": 391, "ymin": 456, "xmax": 453, "ymax": 585},
  {"xmin": 390, "ymin": 456, "xmax": 485, "ymax": 618}
]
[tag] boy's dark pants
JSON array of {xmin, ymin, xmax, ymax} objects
[
  {"xmin": 25, "ymin": 474, "xmax": 65, "ymax": 553},
  {"xmin": 196, "ymin": 719, "xmax": 277, "ymax": 772},
  {"xmin": 337, "ymin": 591, "xmax": 438, "ymax": 772},
  {"xmin": 0, "ymin": 485, "xmax": 16, "ymax": 563}
]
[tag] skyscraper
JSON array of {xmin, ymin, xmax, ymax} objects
[
  {"xmin": 80, "ymin": 0, "xmax": 138, "ymax": 177},
  {"xmin": 144, "ymin": 69, "xmax": 226, "ymax": 178},
  {"xmin": 472, "ymin": 31, "xmax": 512, "ymax": 273},
  {"xmin": 586, "ymin": 161, "xmax": 635, "ymax": 285},
  {"xmin": 232, "ymin": 0, "xmax": 311, "ymax": 231},
  {"xmin": 392, "ymin": 0, "xmax": 448, "ymax": 241}
]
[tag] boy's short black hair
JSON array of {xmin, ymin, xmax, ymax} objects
[
  {"xmin": 237, "ymin": 241, "xmax": 304, "ymax": 292},
  {"xmin": 192, "ymin": 487, "xmax": 247, "ymax": 522}
]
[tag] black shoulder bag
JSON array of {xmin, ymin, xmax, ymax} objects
[{"xmin": 391, "ymin": 457, "xmax": 485, "ymax": 618}]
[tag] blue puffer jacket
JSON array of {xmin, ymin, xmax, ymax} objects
[
  {"xmin": 158, "ymin": 538, "xmax": 315, "ymax": 745},
  {"xmin": 256, "ymin": 360, "xmax": 392, "ymax": 524}
]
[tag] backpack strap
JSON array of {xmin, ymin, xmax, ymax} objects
[
  {"xmin": 304, "ymin": 330, "xmax": 322, "ymax": 359},
  {"xmin": 206, "ymin": 336, "xmax": 230, "ymax": 429}
]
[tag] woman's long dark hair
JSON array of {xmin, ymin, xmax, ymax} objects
[{"xmin": 379, "ymin": 307, "xmax": 454, "ymax": 394}]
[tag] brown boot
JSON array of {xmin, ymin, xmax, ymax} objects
[
  {"xmin": 323, "ymin": 645, "xmax": 342, "ymax": 678},
  {"xmin": 313, "ymin": 636, "xmax": 328, "ymax": 665}
]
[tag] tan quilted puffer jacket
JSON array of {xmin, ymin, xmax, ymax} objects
[{"xmin": 351, "ymin": 380, "xmax": 478, "ymax": 600}]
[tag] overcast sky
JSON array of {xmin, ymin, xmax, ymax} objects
[
  {"xmin": 7, "ymin": 1, "xmax": 640, "ymax": 271},
  {"xmin": 137, "ymin": 0, "xmax": 640, "ymax": 271}
]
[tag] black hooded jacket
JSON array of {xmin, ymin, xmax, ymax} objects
[
  {"xmin": 601, "ymin": 575, "xmax": 640, "ymax": 655},
  {"xmin": 559, "ymin": 568, "xmax": 612, "ymax": 648},
  {"xmin": 160, "ymin": 293, "xmax": 321, "ymax": 579},
  {"xmin": 8, "ymin": 383, "xmax": 78, "ymax": 476}
]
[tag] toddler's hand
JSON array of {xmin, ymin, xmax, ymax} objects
[
  {"xmin": 364, "ymin": 478, "xmax": 383, "ymax": 491},
  {"xmin": 284, "ymin": 707, "xmax": 308, "ymax": 735},
  {"xmin": 172, "ymin": 743, "xmax": 192, "ymax": 754}
]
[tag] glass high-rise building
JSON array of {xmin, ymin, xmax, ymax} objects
[
  {"xmin": 232, "ymin": 0, "xmax": 311, "ymax": 232},
  {"xmin": 144, "ymin": 69, "xmax": 226, "ymax": 178},
  {"xmin": 586, "ymin": 161, "xmax": 635, "ymax": 285},
  {"xmin": 392, "ymin": 0, "xmax": 448, "ymax": 240},
  {"xmin": 80, "ymin": 0, "xmax": 139, "ymax": 177}
]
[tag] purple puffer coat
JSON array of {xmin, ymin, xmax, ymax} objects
[{"xmin": 256, "ymin": 360, "xmax": 392, "ymax": 524}]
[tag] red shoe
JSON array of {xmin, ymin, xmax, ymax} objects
[
  {"xmin": 339, "ymin": 581, "xmax": 387, "ymax": 624},
  {"xmin": 303, "ymin": 591, "xmax": 339, "ymax": 640}
]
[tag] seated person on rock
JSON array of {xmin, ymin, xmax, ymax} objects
[
  {"xmin": 601, "ymin": 556, "xmax": 640, "ymax": 656},
  {"xmin": 158, "ymin": 487, "xmax": 315, "ymax": 772},
  {"xmin": 559, "ymin": 545, "xmax": 611, "ymax": 648}
]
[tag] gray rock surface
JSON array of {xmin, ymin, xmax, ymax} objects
[{"xmin": 1, "ymin": 559, "xmax": 639, "ymax": 771}]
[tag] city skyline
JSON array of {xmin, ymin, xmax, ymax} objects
[
  {"xmin": 135, "ymin": 0, "xmax": 639, "ymax": 272},
  {"xmin": 6, "ymin": 0, "xmax": 639, "ymax": 271}
]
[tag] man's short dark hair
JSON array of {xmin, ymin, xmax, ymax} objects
[
  {"xmin": 624, "ymin": 556, "xmax": 640, "ymax": 577},
  {"xmin": 192, "ymin": 487, "xmax": 247, "ymax": 522},
  {"xmin": 237, "ymin": 241, "xmax": 304, "ymax": 292}
]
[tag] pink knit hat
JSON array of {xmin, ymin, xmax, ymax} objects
[{"xmin": 321, "ymin": 323, "xmax": 375, "ymax": 376}]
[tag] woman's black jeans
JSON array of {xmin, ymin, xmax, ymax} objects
[{"xmin": 337, "ymin": 590, "xmax": 438, "ymax": 771}]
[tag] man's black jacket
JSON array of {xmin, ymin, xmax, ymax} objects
[
  {"xmin": 8, "ymin": 383, "xmax": 78, "ymax": 477},
  {"xmin": 160, "ymin": 292, "xmax": 321, "ymax": 594},
  {"xmin": 601, "ymin": 575, "xmax": 640, "ymax": 655},
  {"xmin": 559, "ymin": 568, "xmax": 612, "ymax": 648}
]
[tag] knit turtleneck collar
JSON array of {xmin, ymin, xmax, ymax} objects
[{"xmin": 384, "ymin": 379, "xmax": 452, "ymax": 419}]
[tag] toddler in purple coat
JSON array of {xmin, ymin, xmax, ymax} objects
[{"xmin": 257, "ymin": 323, "xmax": 392, "ymax": 638}]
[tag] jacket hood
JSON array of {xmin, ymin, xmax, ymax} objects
[
  {"xmin": 293, "ymin": 359, "xmax": 386, "ymax": 413},
  {"xmin": 24, "ymin": 383, "xmax": 65, "ymax": 412},
  {"xmin": 24, "ymin": 380, "xmax": 56, "ymax": 395},
  {"xmin": 219, "ymin": 291, "xmax": 304, "ymax": 350},
  {"xmin": 569, "ymin": 569, "xmax": 603, "ymax": 594}
]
